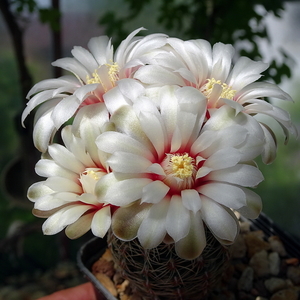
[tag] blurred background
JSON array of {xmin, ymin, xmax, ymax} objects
[{"xmin": 0, "ymin": 0, "xmax": 299, "ymax": 298}]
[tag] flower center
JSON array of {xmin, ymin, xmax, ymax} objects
[
  {"xmin": 79, "ymin": 168, "xmax": 105, "ymax": 194},
  {"xmin": 162, "ymin": 153, "xmax": 196, "ymax": 192},
  {"xmin": 86, "ymin": 61, "xmax": 119, "ymax": 92},
  {"xmin": 170, "ymin": 154, "xmax": 194, "ymax": 179},
  {"xmin": 201, "ymin": 78, "xmax": 236, "ymax": 100}
]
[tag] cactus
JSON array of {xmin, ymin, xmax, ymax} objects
[{"xmin": 108, "ymin": 226, "xmax": 230, "ymax": 300}]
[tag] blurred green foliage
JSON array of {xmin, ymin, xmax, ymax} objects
[{"xmin": 99, "ymin": 0, "xmax": 293, "ymax": 84}]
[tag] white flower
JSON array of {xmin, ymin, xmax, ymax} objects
[
  {"xmin": 134, "ymin": 38, "xmax": 297, "ymax": 163},
  {"xmin": 22, "ymin": 28, "xmax": 167, "ymax": 152},
  {"xmin": 95, "ymin": 86, "xmax": 264, "ymax": 259},
  {"xmin": 27, "ymin": 103, "xmax": 113, "ymax": 239}
]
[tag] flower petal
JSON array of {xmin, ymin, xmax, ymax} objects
[
  {"xmin": 103, "ymin": 178, "xmax": 152, "ymax": 206},
  {"xmin": 107, "ymin": 151, "xmax": 152, "ymax": 173},
  {"xmin": 236, "ymin": 188, "xmax": 262, "ymax": 219},
  {"xmin": 141, "ymin": 181, "xmax": 169, "ymax": 204},
  {"xmin": 27, "ymin": 182, "xmax": 53, "ymax": 202},
  {"xmin": 48, "ymin": 144, "xmax": 85, "ymax": 174},
  {"xmin": 65, "ymin": 212, "xmax": 93, "ymax": 239},
  {"xmin": 165, "ymin": 195, "xmax": 190, "ymax": 242},
  {"xmin": 181, "ymin": 189, "xmax": 202, "ymax": 213},
  {"xmin": 208, "ymin": 164, "xmax": 264, "ymax": 187},
  {"xmin": 137, "ymin": 199, "xmax": 169, "ymax": 248},
  {"xmin": 199, "ymin": 182, "xmax": 246, "ymax": 209},
  {"xmin": 91, "ymin": 206, "xmax": 111, "ymax": 238},
  {"xmin": 201, "ymin": 196, "xmax": 238, "ymax": 243},
  {"xmin": 112, "ymin": 201, "xmax": 151, "ymax": 241},
  {"xmin": 175, "ymin": 211, "xmax": 206, "ymax": 259}
]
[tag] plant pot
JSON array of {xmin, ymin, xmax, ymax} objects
[{"xmin": 77, "ymin": 213, "xmax": 300, "ymax": 300}]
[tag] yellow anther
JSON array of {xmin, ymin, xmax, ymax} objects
[
  {"xmin": 86, "ymin": 71, "xmax": 102, "ymax": 85},
  {"xmin": 84, "ymin": 169, "xmax": 101, "ymax": 180},
  {"xmin": 171, "ymin": 154, "xmax": 194, "ymax": 179},
  {"xmin": 201, "ymin": 78, "xmax": 236, "ymax": 100},
  {"xmin": 105, "ymin": 61, "xmax": 119, "ymax": 83},
  {"xmin": 86, "ymin": 61, "xmax": 119, "ymax": 91}
]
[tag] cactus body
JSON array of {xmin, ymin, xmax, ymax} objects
[{"xmin": 108, "ymin": 227, "xmax": 230, "ymax": 300}]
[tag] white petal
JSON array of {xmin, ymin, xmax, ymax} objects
[
  {"xmin": 112, "ymin": 201, "xmax": 151, "ymax": 240},
  {"xmin": 95, "ymin": 172, "xmax": 119, "ymax": 199},
  {"xmin": 45, "ymin": 176, "xmax": 82, "ymax": 193},
  {"xmin": 104, "ymin": 178, "xmax": 152, "ymax": 206},
  {"xmin": 138, "ymin": 111, "xmax": 166, "ymax": 158},
  {"xmin": 32, "ymin": 105, "xmax": 57, "ymax": 152},
  {"xmin": 72, "ymin": 103, "xmax": 109, "ymax": 165},
  {"xmin": 236, "ymin": 82, "xmax": 293, "ymax": 103},
  {"xmin": 91, "ymin": 206, "xmax": 111, "ymax": 238},
  {"xmin": 137, "ymin": 199, "xmax": 169, "ymax": 248},
  {"xmin": 175, "ymin": 211, "xmax": 206, "ymax": 259},
  {"xmin": 96, "ymin": 131, "xmax": 154, "ymax": 160},
  {"xmin": 61, "ymin": 205, "xmax": 91, "ymax": 226},
  {"xmin": 211, "ymin": 43, "xmax": 235, "ymax": 82},
  {"xmin": 181, "ymin": 189, "xmax": 202, "ymax": 213},
  {"xmin": 27, "ymin": 182, "xmax": 53, "ymax": 202},
  {"xmin": 107, "ymin": 151, "xmax": 152, "ymax": 173},
  {"xmin": 114, "ymin": 27, "xmax": 145, "ymax": 63},
  {"xmin": 48, "ymin": 144, "xmax": 85, "ymax": 174},
  {"xmin": 103, "ymin": 86, "xmax": 130, "ymax": 114},
  {"xmin": 52, "ymin": 57, "xmax": 89, "ymax": 81},
  {"xmin": 23, "ymin": 90, "xmax": 60, "ymax": 124},
  {"xmin": 227, "ymin": 57, "xmax": 268, "ymax": 91},
  {"xmin": 199, "ymin": 182, "xmax": 246, "ymax": 209},
  {"xmin": 109, "ymin": 105, "xmax": 154, "ymax": 150},
  {"xmin": 165, "ymin": 195, "xmax": 190, "ymax": 242},
  {"xmin": 35, "ymin": 159, "xmax": 78, "ymax": 180},
  {"xmin": 34, "ymin": 192, "xmax": 77, "ymax": 210},
  {"xmin": 61, "ymin": 127, "xmax": 96, "ymax": 168},
  {"xmin": 42, "ymin": 205, "xmax": 90, "ymax": 235},
  {"xmin": 208, "ymin": 164, "xmax": 264, "ymax": 187},
  {"xmin": 51, "ymin": 95, "xmax": 80, "ymax": 129},
  {"xmin": 141, "ymin": 181, "xmax": 169, "ymax": 204},
  {"xmin": 42, "ymin": 208, "xmax": 68, "ymax": 235},
  {"xmin": 236, "ymin": 188, "xmax": 262, "ymax": 219},
  {"xmin": 204, "ymin": 148, "xmax": 241, "ymax": 170},
  {"xmin": 65, "ymin": 212, "xmax": 93, "ymax": 239},
  {"xmin": 135, "ymin": 65, "xmax": 185, "ymax": 85},
  {"xmin": 88, "ymin": 35, "xmax": 112, "ymax": 65},
  {"xmin": 71, "ymin": 46, "xmax": 98, "ymax": 72},
  {"xmin": 259, "ymin": 123, "xmax": 277, "ymax": 164},
  {"xmin": 73, "ymin": 83, "xmax": 98, "ymax": 101},
  {"xmin": 201, "ymin": 196, "xmax": 238, "ymax": 243},
  {"xmin": 117, "ymin": 78, "xmax": 145, "ymax": 101},
  {"xmin": 146, "ymin": 163, "xmax": 166, "ymax": 176}
]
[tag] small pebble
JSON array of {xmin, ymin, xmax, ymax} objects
[
  {"xmin": 264, "ymin": 277, "xmax": 287, "ymax": 293},
  {"xmin": 270, "ymin": 288, "xmax": 298, "ymax": 300},
  {"xmin": 249, "ymin": 250, "xmax": 270, "ymax": 277},
  {"xmin": 268, "ymin": 252, "xmax": 281, "ymax": 275},
  {"xmin": 244, "ymin": 231, "xmax": 270, "ymax": 257},
  {"xmin": 238, "ymin": 267, "xmax": 254, "ymax": 291},
  {"xmin": 287, "ymin": 265, "xmax": 300, "ymax": 285},
  {"xmin": 268, "ymin": 236, "xmax": 287, "ymax": 257}
]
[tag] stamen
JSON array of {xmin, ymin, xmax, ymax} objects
[
  {"xmin": 201, "ymin": 78, "xmax": 236, "ymax": 100},
  {"xmin": 162, "ymin": 153, "xmax": 196, "ymax": 191},
  {"xmin": 79, "ymin": 168, "xmax": 104, "ymax": 194},
  {"xmin": 86, "ymin": 61, "xmax": 119, "ymax": 92},
  {"xmin": 171, "ymin": 154, "xmax": 194, "ymax": 179}
]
